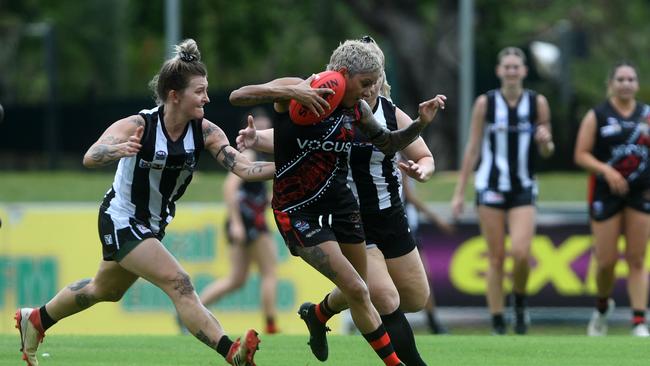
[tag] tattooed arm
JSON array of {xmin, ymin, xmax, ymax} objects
[
  {"xmin": 82, "ymin": 115, "xmax": 145, "ymax": 168},
  {"xmin": 229, "ymin": 75, "xmax": 333, "ymax": 117},
  {"xmin": 356, "ymin": 95, "xmax": 447, "ymax": 156},
  {"xmin": 203, "ymin": 118, "xmax": 275, "ymax": 181}
]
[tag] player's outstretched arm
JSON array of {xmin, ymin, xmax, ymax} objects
[
  {"xmin": 203, "ymin": 119, "xmax": 275, "ymax": 181},
  {"xmin": 83, "ymin": 115, "xmax": 145, "ymax": 168},
  {"xmin": 356, "ymin": 95, "xmax": 446, "ymax": 155}
]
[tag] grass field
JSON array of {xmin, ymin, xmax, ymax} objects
[
  {"xmin": 0, "ymin": 171, "xmax": 589, "ymax": 202},
  {"xmin": 2, "ymin": 333, "xmax": 648, "ymax": 365}
]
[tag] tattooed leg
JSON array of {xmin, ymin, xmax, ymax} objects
[
  {"xmin": 298, "ymin": 241, "xmax": 382, "ymax": 333},
  {"xmin": 297, "ymin": 245, "xmax": 338, "ymax": 281}
]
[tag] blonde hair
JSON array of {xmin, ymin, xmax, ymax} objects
[
  {"xmin": 358, "ymin": 36, "xmax": 392, "ymax": 99},
  {"xmin": 149, "ymin": 39, "xmax": 207, "ymax": 105},
  {"xmin": 326, "ymin": 40, "xmax": 382, "ymax": 77}
]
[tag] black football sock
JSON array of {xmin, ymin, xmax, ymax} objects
[
  {"xmin": 632, "ymin": 309, "xmax": 646, "ymax": 326},
  {"xmin": 362, "ymin": 324, "xmax": 402, "ymax": 366},
  {"xmin": 39, "ymin": 305, "xmax": 57, "ymax": 331},
  {"xmin": 596, "ymin": 297, "xmax": 609, "ymax": 315},
  {"xmin": 381, "ymin": 309, "xmax": 427, "ymax": 366},
  {"xmin": 216, "ymin": 335, "xmax": 234, "ymax": 358}
]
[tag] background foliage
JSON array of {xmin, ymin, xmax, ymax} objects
[{"xmin": 1, "ymin": 0, "xmax": 650, "ymax": 170}]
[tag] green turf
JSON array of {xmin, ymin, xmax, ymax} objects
[
  {"xmin": 2, "ymin": 333, "xmax": 647, "ymax": 365},
  {"xmin": 0, "ymin": 171, "xmax": 589, "ymax": 202}
]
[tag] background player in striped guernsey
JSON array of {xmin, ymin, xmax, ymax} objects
[
  {"xmin": 14, "ymin": 39, "xmax": 271, "ymax": 366},
  {"xmin": 451, "ymin": 46, "xmax": 554, "ymax": 335},
  {"xmin": 574, "ymin": 61, "xmax": 650, "ymax": 337}
]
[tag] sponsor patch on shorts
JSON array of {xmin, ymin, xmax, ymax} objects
[{"xmin": 481, "ymin": 190, "xmax": 505, "ymax": 204}]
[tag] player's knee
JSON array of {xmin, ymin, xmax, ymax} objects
[
  {"xmin": 399, "ymin": 286, "xmax": 429, "ymax": 312},
  {"xmin": 167, "ymin": 271, "xmax": 196, "ymax": 298},
  {"xmin": 102, "ymin": 288, "xmax": 127, "ymax": 302},
  {"xmin": 371, "ymin": 287, "xmax": 400, "ymax": 314},
  {"xmin": 510, "ymin": 248, "xmax": 529, "ymax": 264},
  {"xmin": 488, "ymin": 254, "xmax": 505, "ymax": 270},
  {"xmin": 596, "ymin": 257, "xmax": 617, "ymax": 271},
  {"xmin": 342, "ymin": 279, "xmax": 370, "ymax": 305},
  {"xmin": 625, "ymin": 255, "xmax": 645, "ymax": 271},
  {"xmin": 230, "ymin": 276, "xmax": 247, "ymax": 290}
]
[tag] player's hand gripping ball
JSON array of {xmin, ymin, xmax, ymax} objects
[{"xmin": 289, "ymin": 71, "xmax": 346, "ymax": 125}]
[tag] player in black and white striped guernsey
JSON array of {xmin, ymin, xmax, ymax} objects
[
  {"xmin": 14, "ymin": 39, "xmax": 271, "ymax": 366},
  {"xmin": 452, "ymin": 47, "xmax": 554, "ymax": 336}
]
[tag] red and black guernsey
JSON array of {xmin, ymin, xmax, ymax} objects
[
  {"xmin": 272, "ymin": 107, "xmax": 359, "ymax": 213},
  {"xmin": 592, "ymin": 100, "xmax": 650, "ymax": 187}
]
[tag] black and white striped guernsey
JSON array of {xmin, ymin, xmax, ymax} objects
[
  {"xmin": 101, "ymin": 106, "xmax": 204, "ymax": 234},
  {"xmin": 475, "ymin": 89, "xmax": 538, "ymax": 192},
  {"xmin": 347, "ymin": 96, "xmax": 402, "ymax": 213}
]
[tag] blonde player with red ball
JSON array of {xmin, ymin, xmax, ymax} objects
[{"xmin": 229, "ymin": 38, "xmax": 443, "ymax": 365}]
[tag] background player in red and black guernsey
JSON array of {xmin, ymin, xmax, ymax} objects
[
  {"xmin": 230, "ymin": 39, "xmax": 443, "ymax": 366},
  {"xmin": 14, "ymin": 39, "xmax": 271, "ymax": 366},
  {"xmin": 199, "ymin": 110, "xmax": 279, "ymax": 335},
  {"xmin": 232, "ymin": 39, "xmax": 446, "ymax": 365},
  {"xmin": 575, "ymin": 61, "xmax": 650, "ymax": 337},
  {"xmin": 451, "ymin": 47, "xmax": 554, "ymax": 335}
]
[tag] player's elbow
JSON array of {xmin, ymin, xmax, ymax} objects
[
  {"xmin": 229, "ymin": 89, "xmax": 248, "ymax": 106},
  {"xmin": 82, "ymin": 155, "xmax": 93, "ymax": 168},
  {"xmin": 82, "ymin": 153, "xmax": 100, "ymax": 169}
]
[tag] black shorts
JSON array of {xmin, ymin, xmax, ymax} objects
[
  {"xmin": 225, "ymin": 211, "xmax": 269, "ymax": 245},
  {"xmin": 589, "ymin": 180, "xmax": 650, "ymax": 221},
  {"xmin": 98, "ymin": 207, "xmax": 162, "ymax": 261},
  {"xmin": 362, "ymin": 206, "xmax": 416, "ymax": 259},
  {"xmin": 273, "ymin": 209, "xmax": 365, "ymax": 256},
  {"xmin": 475, "ymin": 186, "xmax": 537, "ymax": 210}
]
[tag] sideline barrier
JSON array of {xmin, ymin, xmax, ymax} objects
[
  {"xmin": 0, "ymin": 203, "xmax": 338, "ymax": 335},
  {"xmin": 3, "ymin": 203, "xmax": 649, "ymax": 334},
  {"xmin": 419, "ymin": 203, "xmax": 650, "ymax": 308}
]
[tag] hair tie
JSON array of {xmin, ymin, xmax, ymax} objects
[
  {"xmin": 179, "ymin": 51, "xmax": 197, "ymax": 62},
  {"xmin": 360, "ymin": 35, "xmax": 375, "ymax": 44}
]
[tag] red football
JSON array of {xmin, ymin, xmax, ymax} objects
[{"xmin": 289, "ymin": 70, "xmax": 346, "ymax": 125}]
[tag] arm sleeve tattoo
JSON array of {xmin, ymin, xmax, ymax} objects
[
  {"xmin": 356, "ymin": 110, "xmax": 428, "ymax": 156},
  {"xmin": 88, "ymin": 135, "xmax": 125, "ymax": 165},
  {"xmin": 218, "ymin": 144, "xmax": 237, "ymax": 171},
  {"xmin": 203, "ymin": 122, "xmax": 219, "ymax": 143}
]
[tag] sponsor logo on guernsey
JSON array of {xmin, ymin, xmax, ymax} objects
[
  {"xmin": 293, "ymin": 220, "xmax": 310, "ymax": 232},
  {"xmin": 139, "ymin": 150, "xmax": 196, "ymax": 171},
  {"xmin": 296, "ymin": 138, "xmax": 352, "ymax": 152},
  {"xmin": 600, "ymin": 124, "xmax": 621, "ymax": 137}
]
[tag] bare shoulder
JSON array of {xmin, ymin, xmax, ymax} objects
[
  {"xmin": 474, "ymin": 94, "xmax": 488, "ymax": 109},
  {"xmin": 536, "ymin": 93, "xmax": 550, "ymax": 107},
  {"xmin": 114, "ymin": 114, "xmax": 145, "ymax": 128}
]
